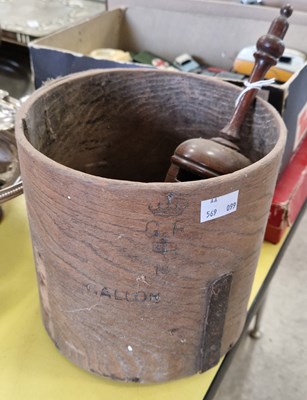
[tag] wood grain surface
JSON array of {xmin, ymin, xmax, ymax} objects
[{"xmin": 15, "ymin": 69, "xmax": 286, "ymax": 383}]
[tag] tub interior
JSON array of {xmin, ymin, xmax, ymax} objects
[{"xmin": 22, "ymin": 70, "xmax": 281, "ymax": 182}]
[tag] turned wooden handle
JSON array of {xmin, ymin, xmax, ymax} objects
[
  {"xmin": 221, "ymin": 4, "xmax": 293, "ymax": 141},
  {"xmin": 165, "ymin": 5, "xmax": 293, "ymax": 182}
]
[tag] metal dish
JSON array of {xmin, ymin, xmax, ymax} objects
[{"xmin": 0, "ymin": 90, "xmax": 23, "ymax": 204}]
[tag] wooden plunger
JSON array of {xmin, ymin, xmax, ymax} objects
[{"xmin": 165, "ymin": 4, "xmax": 293, "ymax": 182}]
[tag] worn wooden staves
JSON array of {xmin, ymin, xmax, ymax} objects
[{"xmin": 15, "ymin": 68, "xmax": 285, "ymax": 383}]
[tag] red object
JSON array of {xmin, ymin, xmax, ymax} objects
[
  {"xmin": 265, "ymin": 135, "xmax": 307, "ymax": 244},
  {"xmin": 207, "ymin": 67, "xmax": 225, "ymax": 73}
]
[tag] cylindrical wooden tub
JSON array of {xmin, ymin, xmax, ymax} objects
[{"xmin": 15, "ymin": 69, "xmax": 286, "ymax": 383}]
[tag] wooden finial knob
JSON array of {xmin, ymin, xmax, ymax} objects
[
  {"xmin": 268, "ymin": 3, "xmax": 293, "ymax": 39},
  {"xmin": 280, "ymin": 4, "xmax": 293, "ymax": 18},
  {"xmin": 220, "ymin": 4, "xmax": 293, "ymax": 142},
  {"xmin": 256, "ymin": 4, "xmax": 293, "ymax": 66}
]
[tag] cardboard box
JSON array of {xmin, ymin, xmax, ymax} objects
[
  {"xmin": 0, "ymin": 0, "xmax": 105, "ymax": 46},
  {"xmin": 263, "ymin": 0, "xmax": 307, "ymax": 12},
  {"xmin": 29, "ymin": 1, "xmax": 307, "ymax": 171},
  {"xmin": 264, "ymin": 134, "xmax": 307, "ymax": 244}
]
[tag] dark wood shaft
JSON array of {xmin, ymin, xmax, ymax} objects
[{"xmin": 220, "ymin": 4, "xmax": 293, "ymax": 141}]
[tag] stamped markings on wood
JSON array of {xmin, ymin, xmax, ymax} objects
[
  {"xmin": 75, "ymin": 194, "xmax": 187, "ymax": 306},
  {"xmin": 148, "ymin": 192, "xmax": 188, "ymax": 218},
  {"xmin": 200, "ymin": 190, "xmax": 239, "ymax": 223},
  {"xmin": 145, "ymin": 219, "xmax": 185, "ymax": 255},
  {"xmin": 146, "ymin": 192, "xmax": 188, "ymax": 255},
  {"xmin": 84, "ymin": 283, "xmax": 160, "ymax": 303}
]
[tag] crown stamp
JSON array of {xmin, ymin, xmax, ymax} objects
[{"xmin": 148, "ymin": 192, "xmax": 188, "ymax": 217}]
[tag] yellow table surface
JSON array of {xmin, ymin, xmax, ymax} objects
[{"xmin": 0, "ymin": 196, "xmax": 287, "ymax": 400}]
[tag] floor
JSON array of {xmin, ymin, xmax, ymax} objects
[{"xmin": 215, "ymin": 207, "xmax": 307, "ymax": 400}]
